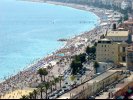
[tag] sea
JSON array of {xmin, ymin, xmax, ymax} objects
[{"xmin": 0, "ymin": 0, "xmax": 100, "ymax": 81}]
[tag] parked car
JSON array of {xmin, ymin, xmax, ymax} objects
[{"xmin": 88, "ymin": 96, "xmax": 95, "ymax": 99}]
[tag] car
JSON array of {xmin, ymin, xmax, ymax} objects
[
  {"xmin": 62, "ymin": 86, "xmax": 67, "ymax": 88},
  {"xmin": 96, "ymin": 73, "xmax": 101, "ymax": 75},
  {"xmin": 67, "ymin": 86, "xmax": 72, "ymax": 90},
  {"xmin": 77, "ymin": 78, "xmax": 80, "ymax": 80},
  {"xmin": 96, "ymin": 93, "xmax": 100, "ymax": 96},
  {"xmin": 52, "ymin": 95, "xmax": 58, "ymax": 99},
  {"xmin": 65, "ymin": 82, "xmax": 68, "ymax": 84},
  {"xmin": 49, "ymin": 96, "xmax": 55, "ymax": 99},
  {"xmin": 49, "ymin": 93, "xmax": 56, "ymax": 98},
  {"xmin": 58, "ymin": 90, "xmax": 64, "ymax": 96},
  {"xmin": 88, "ymin": 96, "xmax": 95, "ymax": 99},
  {"xmin": 63, "ymin": 88, "xmax": 69, "ymax": 92},
  {"xmin": 53, "ymin": 89, "xmax": 61, "ymax": 94}
]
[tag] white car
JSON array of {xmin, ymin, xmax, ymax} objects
[
  {"xmin": 52, "ymin": 94, "xmax": 58, "ymax": 99},
  {"xmin": 58, "ymin": 90, "xmax": 64, "ymax": 95},
  {"xmin": 49, "ymin": 96, "xmax": 55, "ymax": 99}
]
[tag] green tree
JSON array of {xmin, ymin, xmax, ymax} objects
[
  {"xmin": 38, "ymin": 83, "xmax": 44, "ymax": 99},
  {"xmin": 53, "ymin": 77, "xmax": 59, "ymax": 89},
  {"xmin": 74, "ymin": 53, "xmax": 86, "ymax": 63},
  {"xmin": 29, "ymin": 92, "xmax": 34, "ymax": 99},
  {"xmin": 44, "ymin": 82, "xmax": 50, "ymax": 99},
  {"xmin": 33, "ymin": 89, "xmax": 37, "ymax": 99},
  {"xmin": 37, "ymin": 68, "xmax": 44, "ymax": 82},
  {"xmin": 37, "ymin": 68, "xmax": 48, "ymax": 82},
  {"xmin": 124, "ymin": 14, "xmax": 129, "ymax": 21},
  {"xmin": 70, "ymin": 60, "xmax": 83, "ymax": 75},
  {"xmin": 20, "ymin": 95, "xmax": 29, "ymax": 99},
  {"xmin": 49, "ymin": 81, "xmax": 54, "ymax": 93},
  {"xmin": 86, "ymin": 46, "xmax": 96, "ymax": 54},
  {"xmin": 42, "ymin": 69, "xmax": 48, "ymax": 82},
  {"xmin": 94, "ymin": 61, "xmax": 100, "ymax": 73},
  {"xmin": 58, "ymin": 75, "xmax": 63, "ymax": 88},
  {"xmin": 70, "ymin": 75, "xmax": 76, "ymax": 82}
]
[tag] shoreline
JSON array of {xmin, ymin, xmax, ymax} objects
[
  {"xmin": 0, "ymin": 0, "xmax": 116, "ymax": 98},
  {"xmin": 0, "ymin": 1, "xmax": 99, "ymax": 83},
  {"xmin": 0, "ymin": 0, "xmax": 101, "ymax": 82}
]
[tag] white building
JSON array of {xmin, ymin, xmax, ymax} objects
[
  {"xmin": 132, "ymin": 1, "xmax": 133, "ymax": 10},
  {"xmin": 121, "ymin": 0, "xmax": 130, "ymax": 10}
]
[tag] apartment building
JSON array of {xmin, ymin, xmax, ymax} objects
[
  {"xmin": 96, "ymin": 38, "xmax": 119, "ymax": 63},
  {"xmin": 96, "ymin": 38, "xmax": 128, "ymax": 63},
  {"xmin": 126, "ymin": 44, "xmax": 133, "ymax": 71}
]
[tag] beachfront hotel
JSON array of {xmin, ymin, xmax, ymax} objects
[
  {"xmin": 96, "ymin": 38, "xmax": 128, "ymax": 63},
  {"xmin": 96, "ymin": 29, "xmax": 130, "ymax": 63}
]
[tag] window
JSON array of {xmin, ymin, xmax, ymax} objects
[
  {"xmin": 122, "ymin": 57, "xmax": 126, "ymax": 62},
  {"xmin": 122, "ymin": 47, "xmax": 126, "ymax": 52}
]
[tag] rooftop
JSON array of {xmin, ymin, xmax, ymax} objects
[
  {"xmin": 99, "ymin": 38, "xmax": 111, "ymax": 42},
  {"xmin": 106, "ymin": 31, "xmax": 129, "ymax": 37},
  {"xmin": 124, "ymin": 18, "xmax": 133, "ymax": 25},
  {"xmin": 127, "ymin": 44, "xmax": 133, "ymax": 52},
  {"xmin": 87, "ymin": 70, "xmax": 119, "ymax": 84}
]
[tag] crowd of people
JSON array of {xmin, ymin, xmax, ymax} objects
[{"xmin": 0, "ymin": 3, "xmax": 112, "ymax": 99}]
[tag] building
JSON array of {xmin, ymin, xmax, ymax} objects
[
  {"xmin": 96, "ymin": 38, "xmax": 128, "ymax": 63},
  {"xmin": 96, "ymin": 38, "xmax": 119, "ymax": 63},
  {"xmin": 95, "ymin": 71, "xmax": 133, "ymax": 99},
  {"xmin": 114, "ymin": 0, "xmax": 122, "ymax": 8},
  {"xmin": 105, "ymin": 30, "xmax": 129, "ymax": 42},
  {"xmin": 126, "ymin": 44, "xmax": 133, "ymax": 71},
  {"xmin": 123, "ymin": 17, "xmax": 133, "ymax": 35},
  {"xmin": 121, "ymin": 0, "xmax": 131, "ymax": 10},
  {"xmin": 57, "ymin": 70, "xmax": 123, "ymax": 99},
  {"xmin": 112, "ymin": 73, "xmax": 133, "ymax": 99},
  {"xmin": 132, "ymin": 1, "xmax": 133, "ymax": 10}
]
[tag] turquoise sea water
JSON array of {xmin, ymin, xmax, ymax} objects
[{"xmin": 0, "ymin": 0, "xmax": 99, "ymax": 80}]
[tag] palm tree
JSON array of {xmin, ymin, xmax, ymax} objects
[
  {"xmin": 37, "ymin": 68, "xmax": 44, "ymax": 82},
  {"xmin": 49, "ymin": 81, "xmax": 53, "ymax": 93},
  {"xmin": 38, "ymin": 83, "xmax": 44, "ymax": 99},
  {"xmin": 42, "ymin": 69, "xmax": 48, "ymax": 82},
  {"xmin": 29, "ymin": 92, "xmax": 34, "ymax": 99},
  {"xmin": 44, "ymin": 82, "xmax": 50, "ymax": 99},
  {"xmin": 33, "ymin": 89, "xmax": 37, "ymax": 99},
  {"xmin": 53, "ymin": 77, "xmax": 59, "ymax": 90},
  {"xmin": 20, "ymin": 95, "xmax": 29, "ymax": 99},
  {"xmin": 58, "ymin": 75, "xmax": 63, "ymax": 88},
  {"xmin": 37, "ymin": 68, "xmax": 48, "ymax": 82}
]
